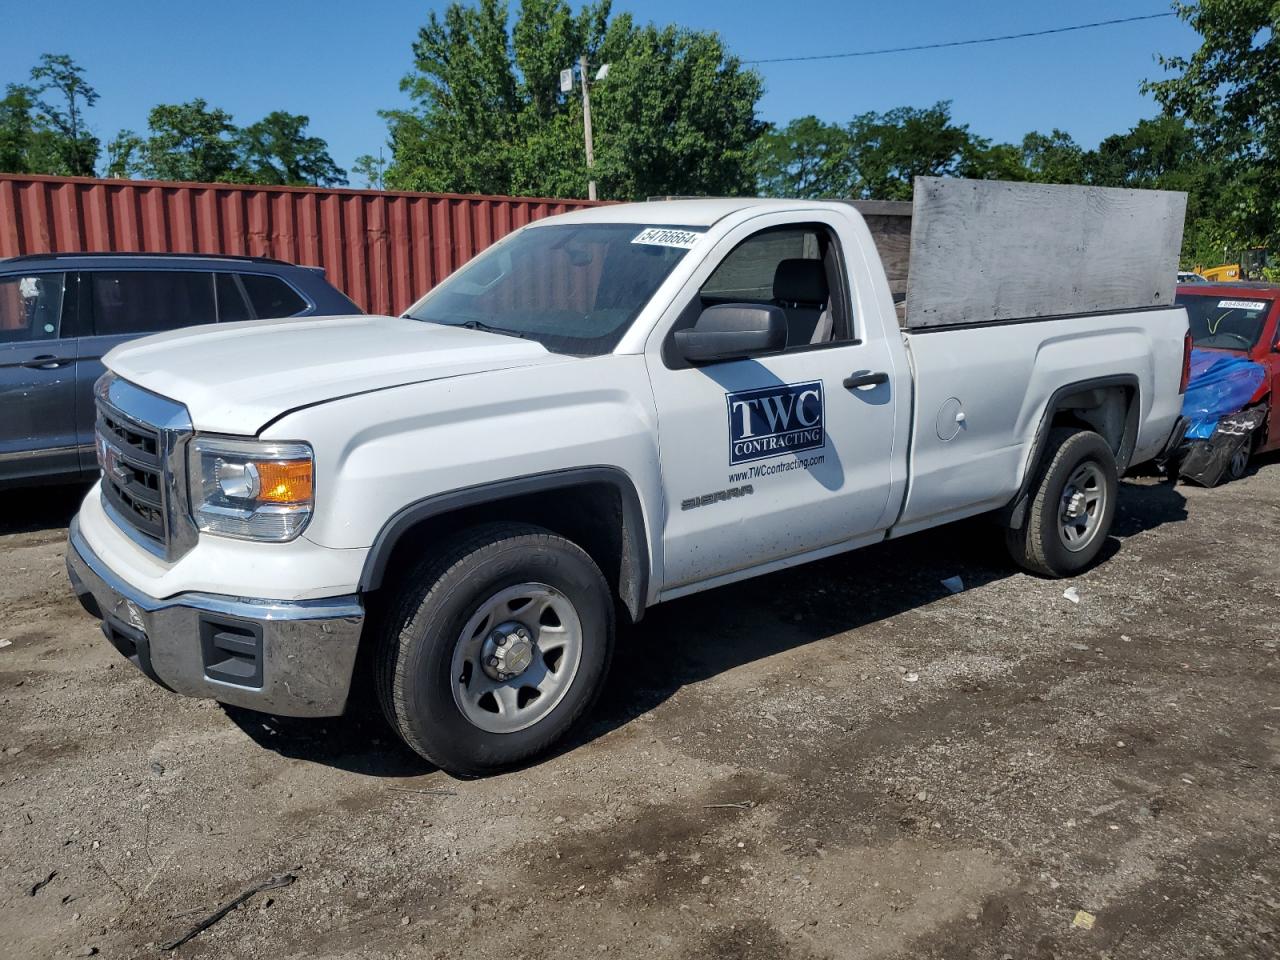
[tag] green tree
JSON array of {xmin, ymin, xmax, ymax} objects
[
  {"xmin": 237, "ymin": 111, "xmax": 346, "ymax": 186},
  {"xmin": 1144, "ymin": 0, "xmax": 1280, "ymax": 249},
  {"xmin": 104, "ymin": 129, "xmax": 143, "ymax": 179},
  {"xmin": 353, "ymin": 152, "xmax": 389, "ymax": 189},
  {"xmin": 584, "ymin": 18, "xmax": 763, "ymax": 200},
  {"xmin": 30, "ymin": 53, "xmax": 100, "ymax": 175},
  {"xmin": 385, "ymin": 0, "xmax": 764, "ymax": 200},
  {"xmin": 385, "ymin": 0, "xmax": 525, "ymax": 195},
  {"xmin": 0, "ymin": 84, "xmax": 39, "ymax": 173},
  {"xmin": 127, "ymin": 99, "xmax": 242, "ymax": 182},
  {"xmin": 1087, "ymin": 115, "xmax": 1198, "ymax": 187},
  {"xmin": 844, "ymin": 102, "xmax": 982, "ymax": 200},
  {"xmin": 752, "ymin": 115, "xmax": 852, "ymax": 198},
  {"xmin": 1018, "ymin": 129, "xmax": 1087, "ymax": 184},
  {"xmin": 0, "ymin": 80, "xmax": 82, "ymax": 176},
  {"xmin": 754, "ymin": 102, "xmax": 988, "ymax": 200},
  {"xmin": 961, "ymin": 140, "xmax": 1035, "ymax": 183}
]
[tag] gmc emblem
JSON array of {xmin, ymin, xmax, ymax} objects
[{"xmin": 103, "ymin": 443, "xmax": 130, "ymax": 484}]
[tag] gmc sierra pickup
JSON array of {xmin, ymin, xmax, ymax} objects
[{"xmin": 66, "ymin": 180, "xmax": 1190, "ymax": 775}]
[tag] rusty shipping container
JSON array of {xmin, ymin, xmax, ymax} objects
[{"xmin": 0, "ymin": 174, "xmax": 602, "ymax": 317}]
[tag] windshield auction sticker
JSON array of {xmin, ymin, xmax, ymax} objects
[
  {"xmin": 1217, "ymin": 300, "xmax": 1268, "ymax": 311},
  {"xmin": 631, "ymin": 227, "xmax": 702, "ymax": 249}
]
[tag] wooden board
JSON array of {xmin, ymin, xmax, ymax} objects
[
  {"xmin": 841, "ymin": 201, "xmax": 911, "ymax": 300},
  {"xmin": 903, "ymin": 178, "xmax": 1187, "ymax": 329}
]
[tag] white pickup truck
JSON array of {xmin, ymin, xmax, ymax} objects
[{"xmin": 67, "ymin": 179, "xmax": 1190, "ymax": 775}]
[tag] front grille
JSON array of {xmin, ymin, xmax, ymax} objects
[
  {"xmin": 94, "ymin": 374, "xmax": 196, "ymax": 561},
  {"xmin": 98, "ymin": 403, "xmax": 166, "ymax": 544}
]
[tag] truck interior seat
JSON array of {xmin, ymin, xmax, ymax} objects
[{"xmin": 773, "ymin": 259, "xmax": 832, "ymax": 345}]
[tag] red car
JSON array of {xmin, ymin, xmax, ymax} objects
[{"xmin": 1176, "ymin": 281, "xmax": 1280, "ymax": 480}]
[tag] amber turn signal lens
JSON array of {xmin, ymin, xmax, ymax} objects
[{"xmin": 254, "ymin": 460, "xmax": 314, "ymax": 504}]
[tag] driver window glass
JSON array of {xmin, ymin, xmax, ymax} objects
[
  {"xmin": 702, "ymin": 230, "xmax": 821, "ymax": 301},
  {"xmin": 693, "ymin": 224, "xmax": 853, "ymax": 352},
  {"xmin": 0, "ymin": 273, "xmax": 65, "ymax": 343}
]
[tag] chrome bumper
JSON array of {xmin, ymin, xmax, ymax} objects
[{"xmin": 65, "ymin": 516, "xmax": 364, "ymax": 717}]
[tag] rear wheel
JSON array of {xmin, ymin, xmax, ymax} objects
[
  {"xmin": 375, "ymin": 522, "xmax": 614, "ymax": 776},
  {"xmin": 1006, "ymin": 428, "xmax": 1118, "ymax": 578}
]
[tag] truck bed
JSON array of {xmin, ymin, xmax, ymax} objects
[{"xmin": 894, "ymin": 307, "xmax": 1188, "ymax": 536}]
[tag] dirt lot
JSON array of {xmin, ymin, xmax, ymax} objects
[{"xmin": 1, "ymin": 463, "xmax": 1278, "ymax": 960}]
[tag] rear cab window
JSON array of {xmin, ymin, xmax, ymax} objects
[{"xmin": 0, "ymin": 272, "xmax": 66, "ymax": 342}]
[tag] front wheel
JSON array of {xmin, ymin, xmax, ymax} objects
[
  {"xmin": 375, "ymin": 522, "xmax": 615, "ymax": 777},
  {"xmin": 1225, "ymin": 433, "xmax": 1254, "ymax": 483},
  {"xmin": 1006, "ymin": 428, "xmax": 1119, "ymax": 578}
]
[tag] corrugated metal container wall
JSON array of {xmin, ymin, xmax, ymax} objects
[{"xmin": 0, "ymin": 174, "xmax": 602, "ymax": 316}]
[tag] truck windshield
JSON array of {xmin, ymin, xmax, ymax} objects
[
  {"xmin": 405, "ymin": 223, "xmax": 703, "ymax": 356},
  {"xmin": 1177, "ymin": 293, "xmax": 1274, "ymax": 351}
]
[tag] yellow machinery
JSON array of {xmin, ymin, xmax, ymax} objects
[
  {"xmin": 1197, "ymin": 249, "xmax": 1269, "ymax": 283},
  {"xmin": 1198, "ymin": 262, "xmax": 1242, "ymax": 282}
]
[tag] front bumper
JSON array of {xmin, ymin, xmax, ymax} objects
[{"xmin": 66, "ymin": 516, "xmax": 364, "ymax": 717}]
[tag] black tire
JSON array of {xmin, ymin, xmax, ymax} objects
[
  {"xmin": 1224, "ymin": 432, "xmax": 1255, "ymax": 483},
  {"xmin": 1005, "ymin": 428, "xmax": 1118, "ymax": 578},
  {"xmin": 375, "ymin": 522, "xmax": 614, "ymax": 777}
]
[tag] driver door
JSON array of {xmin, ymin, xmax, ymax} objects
[{"xmin": 646, "ymin": 212, "xmax": 904, "ymax": 593}]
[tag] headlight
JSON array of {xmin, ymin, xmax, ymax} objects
[{"xmin": 188, "ymin": 436, "xmax": 314, "ymax": 541}]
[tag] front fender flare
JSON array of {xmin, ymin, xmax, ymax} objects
[{"xmin": 358, "ymin": 466, "xmax": 650, "ymax": 622}]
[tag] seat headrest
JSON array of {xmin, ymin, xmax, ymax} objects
[{"xmin": 773, "ymin": 259, "xmax": 828, "ymax": 305}]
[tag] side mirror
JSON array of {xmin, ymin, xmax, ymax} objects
[{"xmin": 674, "ymin": 303, "xmax": 788, "ymax": 364}]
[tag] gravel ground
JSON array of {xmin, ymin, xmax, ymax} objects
[{"xmin": 1, "ymin": 464, "xmax": 1278, "ymax": 960}]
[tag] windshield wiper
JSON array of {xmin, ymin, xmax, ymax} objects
[{"xmin": 456, "ymin": 319, "xmax": 531, "ymax": 340}]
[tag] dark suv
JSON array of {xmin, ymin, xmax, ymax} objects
[{"xmin": 0, "ymin": 253, "xmax": 360, "ymax": 488}]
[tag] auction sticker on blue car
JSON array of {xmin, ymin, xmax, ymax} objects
[
  {"xmin": 726, "ymin": 380, "xmax": 825, "ymax": 465},
  {"xmin": 631, "ymin": 227, "xmax": 702, "ymax": 249}
]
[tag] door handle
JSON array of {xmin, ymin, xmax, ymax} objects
[
  {"xmin": 843, "ymin": 370, "xmax": 888, "ymax": 390},
  {"xmin": 21, "ymin": 355, "xmax": 73, "ymax": 370}
]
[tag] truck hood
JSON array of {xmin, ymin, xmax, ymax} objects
[{"xmin": 105, "ymin": 314, "xmax": 566, "ymax": 433}]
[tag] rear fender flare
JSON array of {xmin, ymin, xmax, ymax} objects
[{"xmin": 1002, "ymin": 374, "xmax": 1140, "ymax": 529}]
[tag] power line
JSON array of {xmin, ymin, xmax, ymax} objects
[{"xmin": 743, "ymin": 12, "xmax": 1176, "ymax": 65}]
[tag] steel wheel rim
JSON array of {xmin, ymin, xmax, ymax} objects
[
  {"xmin": 1058, "ymin": 461, "xmax": 1106, "ymax": 553},
  {"xmin": 449, "ymin": 582, "xmax": 583, "ymax": 734}
]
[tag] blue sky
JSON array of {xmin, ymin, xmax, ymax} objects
[{"xmin": 4, "ymin": 2, "xmax": 1198, "ymax": 185}]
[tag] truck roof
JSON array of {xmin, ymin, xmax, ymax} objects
[{"xmin": 538, "ymin": 197, "xmax": 841, "ymax": 228}]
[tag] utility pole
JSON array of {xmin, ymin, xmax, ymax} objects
[
  {"xmin": 563, "ymin": 56, "xmax": 608, "ymax": 201},
  {"xmin": 579, "ymin": 54, "xmax": 597, "ymax": 201}
]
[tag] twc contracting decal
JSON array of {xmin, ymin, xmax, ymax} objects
[{"xmin": 725, "ymin": 380, "xmax": 825, "ymax": 465}]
